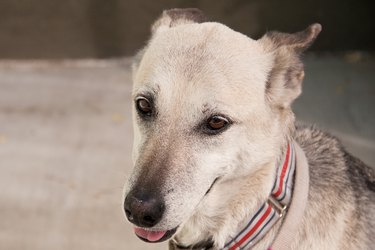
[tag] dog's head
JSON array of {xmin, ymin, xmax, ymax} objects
[{"xmin": 124, "ymin": 8, "xmax": 321, "ymax": 243}]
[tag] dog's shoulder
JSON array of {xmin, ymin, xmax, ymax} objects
[
  {"xmin": 294, "ymin": 124, "xmax": 375, "ymax": 193},
  {"xmin": 293, "ymin": 124, "xmax": 374, "ymax": 248}
]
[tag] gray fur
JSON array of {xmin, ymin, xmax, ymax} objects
[{"xmin": 294, "ymin": 124, "xmax": 375, "ymax": 248}]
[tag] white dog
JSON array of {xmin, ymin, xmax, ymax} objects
[{"xmin": 124, "ymin": 8, "xmax": 375, "ymax": 250}]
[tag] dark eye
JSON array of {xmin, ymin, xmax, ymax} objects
[
  {"xmin": 135, "ymin": 97, "xmax": 152, "ymax": 116},
  {"xmin": 206, "ymin": 115, "xmax": 230, "ymax": 133}
]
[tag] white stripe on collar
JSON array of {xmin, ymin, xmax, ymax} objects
[{"xmin": 222, "ymin": 143, "xmax": 296, "ymax": 250}]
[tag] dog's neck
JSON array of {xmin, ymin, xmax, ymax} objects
[{"xmin": 172, "ymin": 141, "xmax": 294, "ymax": 249}]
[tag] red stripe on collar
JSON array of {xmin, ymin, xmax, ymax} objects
[{"xmin": 273, "ymin": 144, "xmax": 291, "ymax": 198}]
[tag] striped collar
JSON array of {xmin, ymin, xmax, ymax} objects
[{"xmin": 222, "ymin": 142, "xmax": 296, "ymax": 250}]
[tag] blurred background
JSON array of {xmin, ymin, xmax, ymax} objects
[
  {"xmin": 0, "ymin": 0, "xmax": 374, "ymax": 58},
  {"xmin": 0, "ymin": 1, "xmax": 374, "ymax": 250}
]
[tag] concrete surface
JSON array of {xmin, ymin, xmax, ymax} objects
[
  {"xmin": 0, "ymin": 59, "xmax": 167, "ymax": 250},
  {"xmin": 0, "ymin": 55, "xmax": 374, "ymax": 250}
]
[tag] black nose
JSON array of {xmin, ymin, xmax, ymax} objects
[{"xmin": 124, "ymin": 191, "xmax": 165, "ymax": 228}]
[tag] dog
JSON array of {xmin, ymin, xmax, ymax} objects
[{"xmin": 123, "ymin": 8, "xmax": 375, "ymax": 250}]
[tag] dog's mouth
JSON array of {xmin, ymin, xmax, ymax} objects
[
  {"xmin": 131, "ymin": 178, "xmax": 220, "ymax": 243},
  {"xmin": 205, "ymin": 177, "xmax": 220, "ymax": 195},
  {"xmin": 134, "ymin": 226, "xmax": 178, "ymax": 243}
]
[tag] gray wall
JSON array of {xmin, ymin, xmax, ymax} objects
[{"xmin": 0, "ymin": 0, "xmax": 374, "ymax": 59}]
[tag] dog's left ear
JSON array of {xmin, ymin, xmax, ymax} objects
[
  {"xmin": 151, "ymin": 8, "xmax": 208, "ymax": 34},
  {"xmin": 260, "ymin": 24, "xmax": 322, "ymax": 108}
]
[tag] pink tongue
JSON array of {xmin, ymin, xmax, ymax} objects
[{"xmin": 134, "ymin": 227, "xmax": 167, "ymax": 242}]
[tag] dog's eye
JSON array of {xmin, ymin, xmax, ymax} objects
[
  {"xmin": 135, "ymin": 97, "xmax": 152, "ymax": 116},
  {"xmin": 206, "ymin": 116, "xmax": 230, "ymax": 132}
]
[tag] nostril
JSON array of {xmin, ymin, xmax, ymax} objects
[
  {"xmin": 125, "ymin": 208, "xmax": 133, "ymax": 220},
  {"xmin": 143, "ymin": 215, "xmax": 156, "ymax": 225}
]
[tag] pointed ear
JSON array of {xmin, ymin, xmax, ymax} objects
[
  {"xmin": 133, "ymin": 9, "xmax": 207, "ymax": 74},
  {"xmin": 260, "ymin": 24, "xmax": 322, "ymax": 108},
  {"xmin": 151, "ymin": 8, "xmax": 207, "ymax": 34}
]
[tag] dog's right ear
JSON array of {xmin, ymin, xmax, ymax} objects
[
  {"xmin": 132, "ymin": 8, "xmax": 207, "ymax": 77},
  {"xmin": 151, "ymin": 8, "xmax": 207, "ymax": 34}
]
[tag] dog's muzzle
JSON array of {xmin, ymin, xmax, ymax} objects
[{"xmin": 124, "ymin": 189, "xmax": 178, "ymax": 242}]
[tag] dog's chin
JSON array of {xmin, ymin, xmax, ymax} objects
[{"xmin": 134, "ymin": 226, "xmax": 178, "ymax": 243}]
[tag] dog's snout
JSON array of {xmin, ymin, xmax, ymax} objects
[{"xmin": 124, "ymin": 191, "xmax": 165, "ymax": 228}]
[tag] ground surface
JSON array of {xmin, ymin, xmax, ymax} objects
[{"xmin": 0, "ymin": 55, "xmax": 374, "ymax": 250}]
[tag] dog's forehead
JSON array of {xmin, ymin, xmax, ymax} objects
[{"xmin": 134, "ymin": 22, "xmax": 272, "ymax": 111}]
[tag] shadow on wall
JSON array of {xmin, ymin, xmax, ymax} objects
[{"xmin": 0, "ymin": 0, "xmax": 374, "ymax": 59}]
